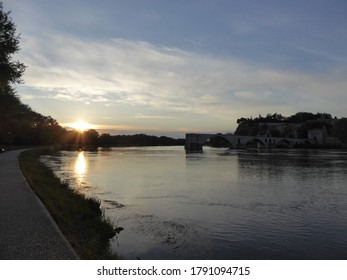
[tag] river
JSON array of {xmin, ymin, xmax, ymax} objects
[{"xmin": 40, "ymin": 146, "xmax": 347, "ymax": 259}]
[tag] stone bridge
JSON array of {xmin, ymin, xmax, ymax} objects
[{"xmin": 185, "ymin": 133, "xmax": 311, "ymax": 151}]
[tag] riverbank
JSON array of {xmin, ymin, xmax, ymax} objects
[
  {"xmin": 0, "ymin": 149, "xmax": 78, "ymax": 259},
  {"xmin": 19, "ymin": 149, "xmax": 119, "ymax": 259}
]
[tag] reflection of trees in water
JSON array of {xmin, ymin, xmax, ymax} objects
[{"xmin": 237, "ymin": 150, "xmax": 343, "ymax": 183}]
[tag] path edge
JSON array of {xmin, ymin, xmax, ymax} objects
[{"xmin": 17, "ymin": 150, "xmax": 80, "ymax": 260}]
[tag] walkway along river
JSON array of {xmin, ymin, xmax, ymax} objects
[{"xmin": 0, "ymin": 150, "xmax": 78, "ymax": 259}]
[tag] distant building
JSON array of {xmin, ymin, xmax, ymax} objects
[{"xmin": 258, "ymin": 123, "xmax": 301, "ymax": 138}]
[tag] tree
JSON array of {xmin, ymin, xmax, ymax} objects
[
  {"xmin": 0, "ymin": 4, "xmax": 74, "ymax": 147},
  {"xmin": 0, "ymin": 2, "xmax": 26, "ymax": 86},
  {"xmin": 82, "ymin": 129, "xmax": 100, "ymax": 146},
  {"xmin": 0, "ymin": 3, "xmax": 27, "ymax": 145}
]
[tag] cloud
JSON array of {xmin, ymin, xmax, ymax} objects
[
  {"xmin": 234, "ymin": 90, "xmax": 272, "ymax": 101},
  {"xmin": 132, "ymin": 114, "xmax": 178, "ymax": 119},
  {"xmin": 19, "ymin": 34, "xmax": 347, "ymax": 129}
]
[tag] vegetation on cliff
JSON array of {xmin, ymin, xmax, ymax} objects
[{"xmin": 234, "ymin": 112, "xmax": 347, "ymax": 145}]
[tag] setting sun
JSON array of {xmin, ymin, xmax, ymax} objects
[{"xmin": 69, "ymin": 120, "xmax": 93, "ymax": 132}]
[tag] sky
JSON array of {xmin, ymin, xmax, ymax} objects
[{"xmin": 6, "ymin": 0, "xmax": 347, "ymax": 137}]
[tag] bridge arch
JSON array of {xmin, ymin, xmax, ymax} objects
[
  {"xmin": 294, "ymin": 139, "xmax": 313, "ymax": 147},
  {"xmin": 276, "ymin": 139, "xmax": 292, "ymax": 148},
  {"xmin": 185, "ymin": 133, "xmax": 311, "ymax": 151},
  {"xmin": 246, "ymin": 138, "xmax": 266, "ymax": 148},
  {"xmin": 204, "ymin": 135, "xmax": 234, "ymax": 149}
]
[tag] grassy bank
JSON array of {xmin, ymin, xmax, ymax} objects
[{"xmin": 19, "ymin": 149, "xmax": 119, "ymax": 259}]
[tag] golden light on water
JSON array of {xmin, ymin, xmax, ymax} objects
[{"xmin": 75, "ymin": 151, "xmax": 87, "ymax": 180}]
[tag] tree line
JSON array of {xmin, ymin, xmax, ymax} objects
[
  {"xmin": 57, "ymin": 130, "xmax": 184, "ymax": 149},
  {"xmin": 236, "ymin": 112, "xmax": 333, "ymax": 125},
  {"xmin": 97, "ymin": 133, "xmax": 184, "ymax": 147}
]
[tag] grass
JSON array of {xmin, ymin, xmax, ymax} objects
[{"xmin": 19, "ymin": 149, "xmax": 119, "ymax": 259}]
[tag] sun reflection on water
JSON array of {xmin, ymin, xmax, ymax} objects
[{"xmin": 75, "ymin": 151, "xmax": 87, "ymax": 181}]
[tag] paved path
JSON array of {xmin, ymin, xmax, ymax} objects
[{"xmin": 0, "ymin": 150, "xmax": 78, "ymax": 259}]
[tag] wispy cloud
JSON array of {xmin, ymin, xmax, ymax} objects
[
  {"xmin": 19, "ymin": 34, "xmax": 347, "ymax": 132},
  {"xmin": 132, "ymin": 114, "xmax": 178, "ymax": 119}
]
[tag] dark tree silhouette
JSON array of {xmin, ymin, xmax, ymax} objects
[
  {"xmin": 0, "ymin": 3, "xmax": 68, "ymax": 146},
  {"xmin": 0, "ymin": 2, "xmax": 26, "ymax": 86}
]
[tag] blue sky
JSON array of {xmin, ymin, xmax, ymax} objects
[{"xmin": 6, "ymin": 0, "xmax": 347, "ymax": 137}]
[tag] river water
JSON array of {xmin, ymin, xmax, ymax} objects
[{"xmin": 41, "ymin": 147, "xmax": 347, "ymax": 259}]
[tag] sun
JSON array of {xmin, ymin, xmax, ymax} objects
[{"xmin": 70, "ymin": 120, "xmax": 93, "ymax": 132}]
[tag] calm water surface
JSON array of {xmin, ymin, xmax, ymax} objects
[{"xmin": 41, "ymin": 147, "xmax": 347, "ymax": 259}]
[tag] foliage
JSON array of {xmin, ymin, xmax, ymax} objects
[
  {"xmin": 235, "ymin": 112, "xmax": 335, "ymax": 138},
  {"xmin": 0, "ymin": 4, "xmax": 65, "ymax": 146},
  {"xmin": 236, "ymin": 112, "xmax": 332, "ymax": 127},
  {"xmin": 0, "ymin": 3, "xmax": 26, "ymax": 86},
  {"xmin": 0, "ymin": 86, "xmax": 67, "ymax": 145}
]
